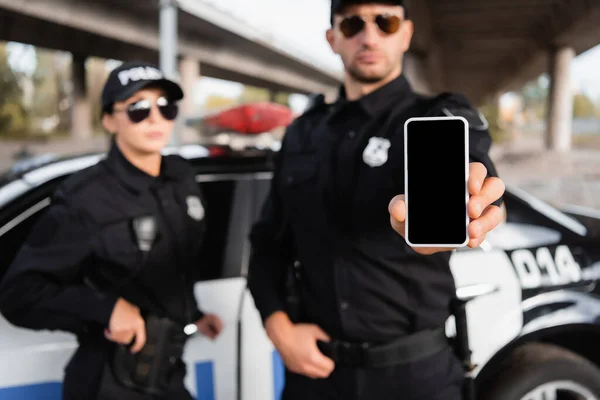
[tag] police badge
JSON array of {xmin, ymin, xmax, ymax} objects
[
  {"xmin": 186, "ymin": 196, "xmax": 205, "ymax": 221},
  {"xmin": 362, "ymin": 137, "xmax": 391, "ymax": 167}
]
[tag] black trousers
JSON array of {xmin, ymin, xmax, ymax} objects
[
  {"xmin": 94, "ymin": 363, "xmax": 194, "ymax": 400},
  {"xmin": 282, "ymin": 347, "xmax": 464, "ymax": 400}
]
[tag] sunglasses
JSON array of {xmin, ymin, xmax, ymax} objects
[
  {"xmin": 339, "ymin": 14, "xmax": 402, "ymax": 39},
  {"xmin": 113, "ymin": 96, "xmax": 178, "ymax": 124}
]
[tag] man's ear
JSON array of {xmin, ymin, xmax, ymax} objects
[
  {"xmin": 399, "ymin": 20, "xmax": 414, "ymax": 52},
  {"xmin": 326, "ymin": 28, "xmax": 338, "ymax": 54}
]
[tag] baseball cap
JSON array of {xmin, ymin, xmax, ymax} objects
[
  {"xmin": 101, "ymin": 61, "xmax": 184, "ymax": 113},
  {"xmin": 330, "ymin": 0, "xmax": 407, "ymax": 24}
]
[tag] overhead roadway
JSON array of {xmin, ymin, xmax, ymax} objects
[
  {"xmin": 405, "ymin": 0, "xmax": 600, "ymax": 105},
  {"xmin": 1, "ymin": 0, "xmax": 598, "ymax": 151},
  {"xmin": 0, "ymin": 0, "xmax": 342, "ymax": 96}
]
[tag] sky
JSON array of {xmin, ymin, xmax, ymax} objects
[{"xmin": 5, "ymin": 0, "xmax": 600, "ymax": 114}]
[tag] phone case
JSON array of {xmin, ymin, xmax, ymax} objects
[{"xmin": 403, "ymin": 116, "xmax": 470, "ymax": 248}]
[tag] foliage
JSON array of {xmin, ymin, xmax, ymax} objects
[
  {"xmin": 204, "ymin": 95, "xmax": 237, "ymax": 111},
  {"xmin": 479, "ymin": 100, "xmax": 510, "ymax": 144},
  {"xmin": 238, "ymin": 85, "xmax": 290, "ymax": 107},
  {"xmin": 0, "ymin": 43, "xmax": 27, "ymax": 135},
  {"xmin": 572, "ymin": 93, "xmax": 596, "ymax": 118}
]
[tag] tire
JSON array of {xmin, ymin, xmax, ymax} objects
[{"xmin": 480, "ymin": 342, "xmax": 600, "ymax": 400}]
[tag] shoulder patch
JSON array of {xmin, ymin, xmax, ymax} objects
[
  {"xmin": 304, "ymin": 93, "xmax": 326, "ymax": 113},
  {"xmin": 442, "ymin": 107, "xmax": 489, "ymax": 131}
]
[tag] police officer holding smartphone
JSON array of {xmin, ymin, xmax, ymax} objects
[
  {"xmin": 247, "ymin": 1, "xmax": 505, "ymax": 399},
  {"xmin": 0, "ymin": 61, "xmax": 223, "ymax": 400}
]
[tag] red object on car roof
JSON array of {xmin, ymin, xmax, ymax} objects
[{"xmin": 202, "ymin": 102, "xmax": 293, "ymax": 134}]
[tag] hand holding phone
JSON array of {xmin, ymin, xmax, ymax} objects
[
  {"xmin": 388, "ymin": 116, "xmax": 506, "ymax": 254},
  {"xmin": 403, "ymin": 116, "xmax": 470, "ymax": 248}
]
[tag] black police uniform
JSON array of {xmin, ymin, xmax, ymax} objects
[
  {"xmin": 0, "ymin": 139, "xmax": 207, "ymax": 400},
  {"xmin": 247, "ymin": 74, "xmax": 501, "ymax": 400}
]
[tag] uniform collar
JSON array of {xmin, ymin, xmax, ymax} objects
[
  {"xmin": 337, "ymin": 74, "xmax": 413, "ymax": 117},
  {"xmin": 105, "ymin": 137, "xmax": 184, "ymax": 193}
]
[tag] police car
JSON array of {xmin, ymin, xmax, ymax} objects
[{"xmin": 0, "ymin": 142, "xmax": 600, "ymax": 400}]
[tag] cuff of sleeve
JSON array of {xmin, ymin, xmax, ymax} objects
[
  {"xmin": 85, "ymin": 290, "xmax": 119, "ymax": 326},
  {"xmin": 257, "ymin": 299, "xmax": 286, "ymax": 324},
  {"xmin": 193, "ymin": 309, "xmax": 205, "ymax": 322}
]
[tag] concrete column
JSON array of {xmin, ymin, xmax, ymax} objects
[
  {"xmin": 324, "ymin": 90, "xmax": 339, "ymax": 104},
  {"xmin": 403, "ymin": 53, "xmax": 432, "ymax": 95},
  {"xmin": 179, "ymin": 56, "xmax": 201, "ymax": 142},
  {"xmin": 71, "ymin": 53, "xmax": 92, "ymax": 140},
  {"xmin": 546, "ymin": 47, "xmax": 575, "ymax": 152}
]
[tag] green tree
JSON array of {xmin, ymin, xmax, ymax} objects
[
  {"xmin": 238, "ymin": 85, "xmax": 271, "ymax": 103},
  {"xmin": 0, "ymin": 42, "xmax": 27, "ymax": 135},
  {"xmin": 272, "ymin": 92, "xmax": 290, "ymax": 107},
  {"xmin": 479, "ymin": 99, "xmax": 508, "ymax": 143},
  {"xmin": 204, "ymin": 95, "xmax": 237, "ymax": 111},
  {"xmin": 29, "ymin": 48, "xmax": 72, "ymax": 134},
  {"xmin": 572, "ymin": 93, "xmax": 596, "ymax": 118},
  {"xmin": 518, "ymin": 74, "xmax": 548, "ymax": 119}
]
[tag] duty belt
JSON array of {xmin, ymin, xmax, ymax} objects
[{"xmin": 316, "ymin": 327, "xmax": 449, "ymax": 368}]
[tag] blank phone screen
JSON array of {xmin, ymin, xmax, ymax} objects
[{"xmin": 405, "ymin": 118, "xmax": 468, "ymax": 246}]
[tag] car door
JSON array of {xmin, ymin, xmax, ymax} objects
[{"xmin": 0, "ymin": 159, "xmax": 276, "ymax": 400}]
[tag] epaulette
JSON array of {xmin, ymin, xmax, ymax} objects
[
  {"xmin": 420, "ymin": 92, "xmax": 489, "ymax": 132},
  {"xmin": 286, "ymin": 93, "xmax": 331, "ymax": 134},
  {"xmin": 304, "ymin": 93, "xmax": 327, "ymax": 114},
  {"xmin": 298, "ymin": 93, "xmax": 335, "ymax": 120},
  {"xmin": 54, "ymin": 163, "xmax": 103, "ymax": 199}
]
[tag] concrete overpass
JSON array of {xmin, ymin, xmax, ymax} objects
[
  {"xmin": 0, "ymin": 0, "xmax": 343, "ymax": 140},
  {"xmin": 403, "ymin": 0, "xmax": 600, "ymax": 151},
  {"xmin": 1, "ymin": 0, "xmax": 599, "ymax": 151}
]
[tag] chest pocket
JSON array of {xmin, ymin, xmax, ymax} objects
[
  {"xmin": 278, "ymin": 151, "xmax": 323, "ymax": 224},
  {"xmin": 96, "ymin": 218, "xmax": 149, "ymax": 273}
]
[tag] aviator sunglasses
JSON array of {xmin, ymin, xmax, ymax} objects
[
  {"xmin": 339, "ymin": 14, "xmax": 402, "ymax": 38},
  {"xmin": 113, "ymin": 96, "xmax": 179, "ymax": 124}
]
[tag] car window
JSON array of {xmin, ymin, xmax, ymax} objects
[
  {"xmin": 195, "ymin": 174, "xmax": 271, "ymax": 280},
  {"xmin": 0, "ymin": 187, "xmax": 57, "ymax": 283}
]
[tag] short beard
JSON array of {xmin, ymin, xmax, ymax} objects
[{"xmin": 346, "ymin": 62, "xmax": 396, "ymax": 84}]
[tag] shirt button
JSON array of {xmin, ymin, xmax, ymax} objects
[
  {"xmin": 347, "ymin": 130, "xmax": 356, "ymax": 138},
  {"xmin": 340, "ymin": 301, "xmax": 349, "ymax": 311}
]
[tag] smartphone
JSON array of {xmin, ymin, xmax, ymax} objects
[{"xmin": 403, "ymin": 116, "xmax": 469, "ymax": 248}]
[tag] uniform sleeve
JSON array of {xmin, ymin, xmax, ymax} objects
[
  {"xmin": 247, "ymin": 147, "xmax": 295, "ymax": 323},
  {"xmin": 437, "ymin": 93, "xmax": 503, "ymax": 207},
  {"xmin": 0, "ymin": 200, "xmax": 118, "ymax": 333}
]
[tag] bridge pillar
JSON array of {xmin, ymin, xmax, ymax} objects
[
  {"xmin": 546, "ymin": 46, "xmax": 575, "ymax": 152},
  {"xmin": 403, "ymin": 53, "xmax": 432, "ymax": 95},
  {"xmin": 71, "ymin": 53, "xmax": 92, "ymax": 141},
  {"xmin": 179, "ymin": 56, "xmax": 201, "ymax": 142}
]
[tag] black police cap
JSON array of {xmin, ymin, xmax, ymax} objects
[
  {"xmin": 330, "ymin": 0, "xmax": 407, "ymax": 24},
  {"xmin": 101, "ymin": 61, "xmax": 184, "ymax": 113}
]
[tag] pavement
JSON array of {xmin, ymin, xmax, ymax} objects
[
  {"xmin": 490, "ymin": 134, "xmax": 600, "ymax": 210},
  {"xmin": 1, "ymin": 132, "xmax": 599, "ymax": 210}
]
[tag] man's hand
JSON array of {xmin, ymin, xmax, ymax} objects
[
  {"xmin": 265, "ymin": 311, "xmax": 335, "ymax": 379},
  {"xmin": 196, "ymin": 313, "xmax": 224, "ymax": 340},
  {"xmin": 389, "ymin": 162, "xmax": 505, "ymax": 255},
  {"xmin": 105, "ymin": 297, "xmax": 146, "ymax": 353}
]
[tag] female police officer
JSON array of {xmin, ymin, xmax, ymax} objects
[{"xmin": 0, "ymin": 61, "xmax": 223, "ymax": 400}]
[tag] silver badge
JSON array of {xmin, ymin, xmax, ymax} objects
[
  {"xmin": 132, "ymin": 216, "xmax": 157, "ymax": 252},
  {"xmin": 362, "ymin": 137, "xmax": 391, "ymax": 167},
  {"xmin": 186, "ymin": 196, "xmax": 205, "ymax": 221}
]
